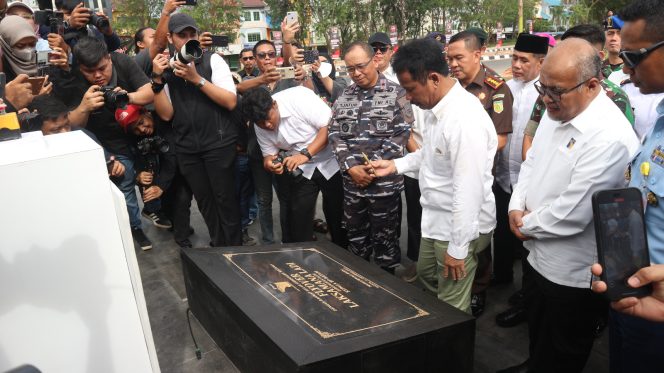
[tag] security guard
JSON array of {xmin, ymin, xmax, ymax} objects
[
  {"xmin": 448, "ymin": 29, "xmax": 514, "ymax": 317},
  {"xmin": 602, "ymin": 15, "xmax": 629, "ymax": 85},
  {"xmin": 328, "ymin": 41, "xmax": 412, "ymax": 273},
  {"xmin": 522, "ymin": 24, "xmax": 635, "ymax": 159}
]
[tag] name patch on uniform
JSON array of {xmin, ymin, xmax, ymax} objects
[
  {"xmin": 492, "ymin": 94, "xmax": 505, "ymax": 100},
  {"xmin": 493, "ymin": 100, "xmax": 504, "ymax": 114},
  {"xmin": 651, "ymin": 145, "xmax": 664, "ymax": 167},
  {"xmin": 566, "ymin": 137, "xmax": 576, "ymax": 149}
]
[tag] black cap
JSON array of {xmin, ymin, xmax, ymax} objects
[
  {"xmin": 515, "ymin": 33, "xmax": 549, "ymax": 55},
  {"xmin": 168, "ymin": 13, "xmax": 199, "ymax": 34},
  {"xmin": 368, "ymin": 32, "xmax": 391, "ymax": 46},
  {"xmin": 425, "ymin": 31, "xmax": 446, "ymax": 44},
  {"xmin": 465, "ymin": 27, "xmax": 488, "ymax": 46}
]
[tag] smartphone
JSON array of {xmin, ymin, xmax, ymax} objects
[
  {"xmin": 286, "ymin": 11, "xmax": 298, "ymax": 25},
  {"xmin": 49, "ymin": 11, "xmax": 65, "ymax": 36},
  {"xmin": 210, "ymin": 35, "xmax": 229, "ymax": 48},
  {"xmin": 184, "ymin": 0, "xmax": 197, "ymax": 5},
  {"xmin": 276, "ymin": 66, "xmax": 295, "ymax": 79},
  {"xmin": 28, "ymin": 77, "xmax": 46, "ymax": 95},
  {"xmin": 0, "ymin": 72, "xmax": 5, "ymax": 99},
  {"xmin": 592, "ymin": 188, "xmax": 652, "ymax": 301},
  {"xmin": 303, "ymin": 49, "xmax": 319, "ymax": 64}
]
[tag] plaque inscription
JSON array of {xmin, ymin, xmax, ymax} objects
[{"xmin": 224, "ymin": 248, "xmax": 429, "ymax": 341}]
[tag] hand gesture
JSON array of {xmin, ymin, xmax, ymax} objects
[
  {"xmin": 443, "ymin": 252, "xmax": 467, "ymax": 281},
  {"xmin": 48, "ymin": 47, "xmax": 69, "ymax": 69},
  {"xmin": 293, "ymin": 64, "xmax": 306, "ymax": 81},
  {"xmin": 199, "ymin": 32, "xmax": 213, "ymax": 50},
  {"xmin": 47, "ymin": 33, "xmax": 68, "ymax": 53},
  {"xmin": 143, "ymin": 186, "xmax": 164, "ymax": 202},
  {"xmin": 280, "ymin": 17, "xmax": 300, "ymax": 44},
  {"xmin": 264, "ymin": 155, "xmax": 284, "ymax": 175},
  {"xmin": 172, "ymin": 60, "xmax": 201, "ymax": 84},
  {"xmin": 5, "ymin": 74, "xmax": 34, "ymax": 110},
  {"xmin": 260, "ymin": 66, "xmax": 281, "ymax": 85},
  {"xmin": 108, "ymin": 156, "xmax": 125, "ymax": 177},
  {"xmin": 162, "ymin": 0, "xmax": 186, "ymax": 16},
  {"xmin": 347, "ymin": 164, "xmax": 375, "ymax": 188},
  {"xmin": 283, "ymin": 153, "xmax": 309, "ymax": 173},
  {"xmin": 68, "ymin": 3, "xmax": 91, "ymax": 29},
  {"xmin": 94, "ymin": 12, "xmax": 113, "ymax": 35},
  {"xmin": 370, "ymin": 159, "xmax": 396, "ymax": 177},
  {"xmin": 137, "ymin": 171, "xmax": 153, "ymax": 185},
  {"xmin": 508, "ymin": 210, "xmax": 532, "ymax": 241},
  {"xmin": 80, "ymin": 85, "xmax": 105, "ymax": 113},
  {"xmin": 152, "ymin": 53, "xmax": 169, "ymax": 79},
  {"xmin": 38, "ymin": 75, "xmax": 53, "ymax": 96}
]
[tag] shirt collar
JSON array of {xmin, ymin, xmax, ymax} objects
[
  {"xmin": 430, "ymin": 80, "xmax": 463, "ymax": 122},
  {"xmin": 562, "ymin": 91, "xmax": 605, "ymax": 133},
  {"xmin": 468, "ymin": 66, "xmax": 486, "ymax": 88}
]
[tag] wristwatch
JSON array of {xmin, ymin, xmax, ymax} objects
[
  {"xmin": 300, "ymin": 148, "xmax": 312, "ymax": 160},
  {"xmin": 151, "ymin": 80, "xmax": 165, "ymax": 93},
  {"xmin": 196, "ymin": 78, "xmax": 206, "ymax": 89}
]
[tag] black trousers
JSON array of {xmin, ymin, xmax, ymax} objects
[
  {"xmin": 404, "ymin": 175, "xmax": 422, "ymax": 261},
  {"xmin": 524, "ymin": 260, "xmax": 601, "ymax": 373},
  {"xmin": 161, "ymin": 167, "xmax": 193, "ymax": 242},
  {"xmin": 492, "ymin": 183, "xmax": 524, "ymax": 282},
  {"xmin": 274, "ymin": 169, "xmax": 346, "ymax": 246},
  {"xmin": 178, "ymin": 146, "xmax": 241, "ymax": 246}
]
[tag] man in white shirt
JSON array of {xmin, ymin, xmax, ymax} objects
[
  {"xmin": 372, "ymin": 38, "xmax": 497, "ymax": 314},
  {"xmin": 498, "ymin": 39, "xmax": 640, "ymax": 373},
  {"xmin": 493, "ymin": 33, "xmax": 549, "ymax": 327},
  {"xmin": 241, "ymin": 86, "xmax": 346, "ymax": 247},
  {"xmin": 368, "ymin": 32, "xmax": 397, "ymax": 84}
]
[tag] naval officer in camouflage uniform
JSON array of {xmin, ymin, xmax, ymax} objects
[
  {"xmin": 328, "ymin": 41, "xmax": 413, "ymax": 272},
  {"xmin": 522, "ymin": 24, "xmax": 635, "ymax": 159},
  {"xmin": 447, "ymin": 29, "xmax": 514, "ymax": 317}
]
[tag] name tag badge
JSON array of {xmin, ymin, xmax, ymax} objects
[
  {"xmin": 566, "ymin": 137, "xmax": 576, "ymax": 149},
  {"xmin": 650, "ymin": 145, "xmax": 664, "ymax": 167}
]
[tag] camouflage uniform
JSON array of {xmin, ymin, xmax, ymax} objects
[
  {"xmin": 601, "ymin": 60, "xmax": 624, "ymax": 82},
  {"xmin": 328, "ymin": 74, "xmax": 413, "ymax": 270},
  {"xmin": 524, "ymin": 78, "xmax": 635, "ymax": 137}
]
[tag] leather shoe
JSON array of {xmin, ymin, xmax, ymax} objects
[
  {"xmin": 496, "ymin": 305, "xmax": 527, "ymax": 327},
  {"xmin": 471, "ymin": 291, "xmax": 486, "ymax": 317},
  {"xmin": 496, "ymin": 360, "xmax": 529, "ymax": 373},
  {"xmin": 508, "ymin": 289, "xmax": 525, "ymax": 306}
]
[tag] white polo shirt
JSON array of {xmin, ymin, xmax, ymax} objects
[{"xmin": 254, "ymin": 86, "xmax": 339, "ymax": 180}]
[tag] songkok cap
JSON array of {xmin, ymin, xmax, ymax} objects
[
  {"xmin": 604, "ymin": 15, "xmax": 624, "ymax": 30},
  {"xmin": 368, "ymin": 32, "xmax": 391, "ymax": 46},
  {"xmin": 168, "ymin": 13, "xmax": 199, "ymax": 34},
  {"xmin": 515, "ymin": 33, "xmax": 550, "ymax": 55},
  {"xmin": 115, "ymin": 104, "xmax": 143, "ymax": 131},
  {"xmin": 465, "ymin": 27, "xmax": 488, "ymax": 46}
]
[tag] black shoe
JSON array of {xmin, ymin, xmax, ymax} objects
[
  {"xmin": 242, "ymin": 230, "xmax": 257, "ymax": 246},
  {"xmin": 471, "ymin": 291, "xmax": 486, "ymax": 317},
  {"xmin": 496, "ymin": 360, "xmax": 529, "ymax": 373},
  {"xmin": 141, "ymin": 210, "xmax": 173, "ymax": 229},
  {"xmin": 508, "ymin": 289, "xmax": 525, "ymax": 306},
  {"xmin": 496, "ymin": 305, "xmax": 527, "ymax": 327},
  {"xmin": 175, "ymin": 238, "xmax": 193, "ymax": 249},
  {"xmin": 132, "ymin": 228, "xmax": 153, "ymax": 251}
]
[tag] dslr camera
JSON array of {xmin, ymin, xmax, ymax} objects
[
  {"xmin": 97, "ymin": 86, "xmax": 129, "ymax": 110},
  {"xmin": 34, "ymin": 9, "xmax": 65, "ymax": 35},
  {"xmin": 170, "ymin": 40, "xmax": 203, "ymax": 68},
  {"xmin": 273, "ymin": 150, "xmax": 303, "ymax": 177},
  {"xmin": 89, "ymin": 13, "xmax": 111, "ymax": 34},
  {"xmin": 137, "ymin": 136, "xmax": 170, "ymax": 156}
]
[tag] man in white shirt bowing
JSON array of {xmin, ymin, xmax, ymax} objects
[
  {"xmin": 241, "ymin": 86, "xmax": 347, "ymax": 248},
  {"xmin": 371, "ymin": 38, "xmax": 497, "ymax": 314},
  {"xmin": 497, "ymin": 39, "xmax": 640, "ymax": 373}
]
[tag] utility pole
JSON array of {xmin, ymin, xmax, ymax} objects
[{"xmin": 518, "ymin": 0, "xmax": 524, "ymax": 33}]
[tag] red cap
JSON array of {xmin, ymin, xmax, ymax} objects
[{"xmin": 115, "ymin": 104, "xmax": 142, "ymax": 131}]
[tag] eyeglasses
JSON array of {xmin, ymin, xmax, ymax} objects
[
  {"xmin": 372, "ymin": 45, "xmax": 389, "ymax": 54},
  {"xmin": 534, "ymin": 78, "xmax": 590, "ymax": 102},
  {"xmin": 256, "ymin": 51, "xmax": 276, "ymax": 60},
  {"xmin": 346, "ymin": 59, "xmax": 373, "ymax": 74},
  {"xmin": 619, "ymin": 40, "xmax": 664, "ymax": 69},
  {"xmin": 242, "ymin": 56, "xmax": 255, "ymax": 61}
]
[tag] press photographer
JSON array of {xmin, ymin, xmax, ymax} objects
[
  {"xmin": 152, "ymin": 13, "xmax": 242, "ymax": 247},
  {"xmin": 115, "ymin": 104, "xmax": 176, "ymax": 230},
  {"xmin": 50, "ymin": 36, "xmax": 154, "ymax": 250},
  {"xmin": 52, "ymin": 0, "xmax": 121, "ymax": 52}
]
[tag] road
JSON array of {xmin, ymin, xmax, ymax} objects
[{"xmin": 484, "ymin": 58, "xmax": 512, "ymax": 78}]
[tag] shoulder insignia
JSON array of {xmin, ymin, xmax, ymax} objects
[{"xmin": 484, "ymin": 75, "xmax": 505, "ymax": 90}]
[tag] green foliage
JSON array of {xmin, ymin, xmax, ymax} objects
[{"xmin": 112, "ymin": 0, "xmax": 241, "ymax": 38}]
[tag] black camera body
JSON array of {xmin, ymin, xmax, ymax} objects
[
  {"xmin": 34, "ymin": 10, "xmax": 64, "ymax": 36},
  {"xmin": 303, "ymin": 49, "xmax": 319, "ymax": 64},
  {"xmin": 137, "ymin": 136, "xmax": 170, "ymax": 156},
  {"xmin": 97, "ymin": 86, "xmax": 129, "ymax": 110},
  {"xmin": 89, "ymin": 13, "xmax": 110, "ymax": 34},
  {"xmin": 273, "ymin": 150, "xmax": 303, "ymax": 177},
  {"xmin": 170, "ymin": 40, "xmax": 203, "ymax": 68}
]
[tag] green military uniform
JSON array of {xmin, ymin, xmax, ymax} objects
[
  {"xmin": 524, "ymin": 78, "xmax": 635, "ymax": 137},
  {"xmin": 601, "ymin": 60, "xmax": 624, "ymax": 81},
  {"xmin": 463, "ymin": 66, "xmax": 514, "ymax": 136}
]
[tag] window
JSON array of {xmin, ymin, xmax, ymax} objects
[
  {"xmin": 248, "ymin": 32, "xmax": 261, "ymax": 42},
  {"xmin": 243, "ymin": 11, "xmax": 251, "ymax": 21},
  {"xmin": 253, "ymin": 11, "xmax": 260, "ymax": 21}
]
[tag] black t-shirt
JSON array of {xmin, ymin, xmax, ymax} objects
[
  {"xmin": 51, "ymin": 52, "xmax": 150, "ymax": 156},
  {"xmin": 134, "ymin": 49, "xmax": 152, "ymax": 77}
]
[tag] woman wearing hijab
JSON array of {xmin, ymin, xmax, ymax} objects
[{"xmin": 0, "ymin": 15, "xmax": 52, "ymax": 94}]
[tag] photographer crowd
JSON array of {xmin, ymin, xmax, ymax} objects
[{"xmin": 3, "ymin": 0, "xmax": 664, "ymax": 371}]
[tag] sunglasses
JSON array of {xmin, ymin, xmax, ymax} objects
[
  {"xmin": 256, "ymin": 51, "xmax": 276, "ymax": 60},
  {"xmin": 372, "ymin": 45, "xmax": 389, "ymax": 54},
  {"xmin": 619, "ymin": 40, "xmax": 664, "ymax": 69},
  {"xmin": 534, "ymin": 78, "xmax": 590, "ymax": 102},
  {"xmin": 242, "ymin": 56, "xmax": 255, "ymax": 61}
]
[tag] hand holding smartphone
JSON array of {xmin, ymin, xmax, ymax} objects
[{"xmin": 592, "ymin": 188, "xmax": 652, "ymax": 301}]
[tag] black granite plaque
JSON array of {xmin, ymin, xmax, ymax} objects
[{"xmin": 182, "ymin": 242, "xmax": 475, "ymax": 373}]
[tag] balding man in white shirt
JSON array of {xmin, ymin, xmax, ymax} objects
[{"xmin": 498, "ymin": 39, "xmax": 640, "ymax": 373}]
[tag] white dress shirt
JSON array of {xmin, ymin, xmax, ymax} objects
[
  {"xmin": 394, "ymin": 81, "xmax": 498, "ymax": 259},
  {"xmin": 509, "ymin": 92, "xmax": 640, "ymax": 288},
  {"xmin": 496, "ymin": 76, "xmax": 540, "ymax": 193},
  {"xmin": 621, "ymin": 82, "xmax": 664, "ymax": 139},
  {"xmin": 254, "ymin": 86, "xmax": 339, "ymax": 180},
  {"xmin": 382, "ymin": 65, "xmax": 399, "ymax": 84}
]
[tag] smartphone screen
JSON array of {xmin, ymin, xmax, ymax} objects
[
  {"xmin": 184, "ymin": 0, "xmax": 197, "ymax": 5},
  {"xmin": 0, "ymin": 72, "xmax": 6, "ymax": 99},
  {"xmin": 592, "ymin": 188, "xmax": 652, "ymax": 301},
  {"xmin": 28, "ymin": 77, "xmax": 46, "ymax": 96},
  {"xmin": 210, "ymin": 35, "xmax": 228, "ymax": 47}
]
